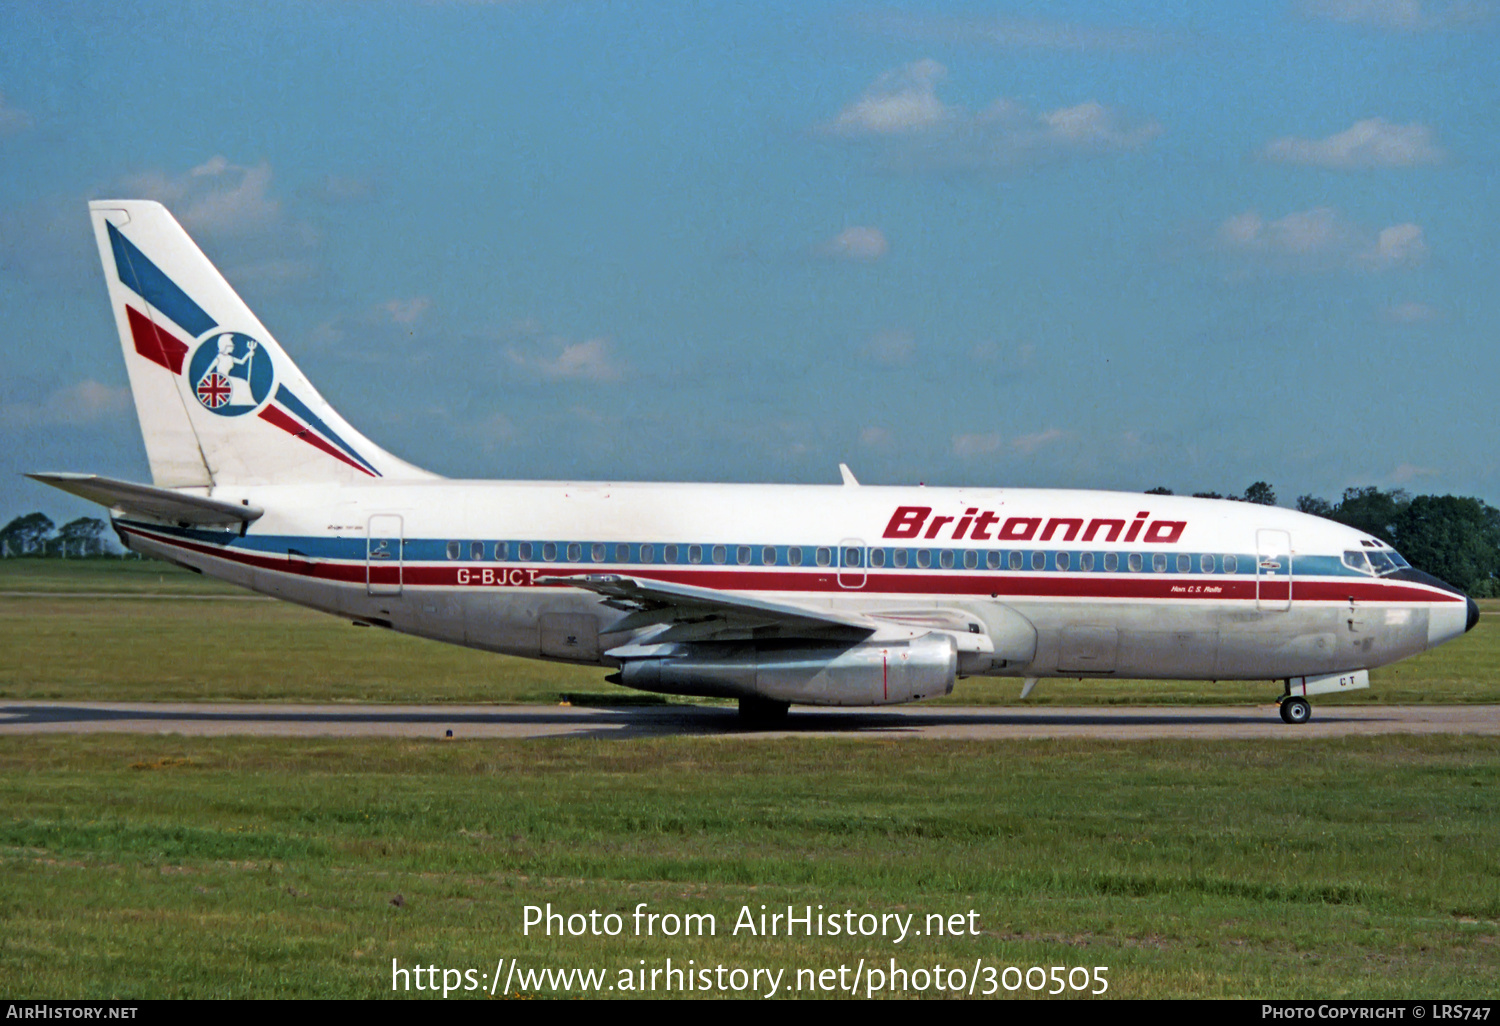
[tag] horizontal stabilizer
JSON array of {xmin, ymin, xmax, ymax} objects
[{"xmin": 27, "ymin": 473, "xmax": 263, "ymax": 527}]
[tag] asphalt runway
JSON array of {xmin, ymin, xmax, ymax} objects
[{"xmin": 1, "ymin": 701, "xmax": 1498, "ymax": 740}]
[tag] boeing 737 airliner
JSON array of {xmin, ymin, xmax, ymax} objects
[{"xmin": 32, "ymin": 201, "xmax": 1479, "ymax": 724}]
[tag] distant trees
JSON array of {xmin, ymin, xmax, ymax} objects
[
  {"xmin": 1295, "ymin": 486, "xmax": 1500, "ymax": 596},
  {"xmin": 1, "ymin": 513, "xmax": 55, "ymax": 556},
  {"xmin": 1, "ymin": 513, "xmax": 116, "ymax": 558}
]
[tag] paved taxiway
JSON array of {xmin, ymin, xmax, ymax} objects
[{"xmin": 1, "ymin": 701, "xmax": 1498, "ymax": 740}]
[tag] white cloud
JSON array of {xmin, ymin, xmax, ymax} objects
[
  {"xmin": 827, "ymin": 60, "xmax": 951, "ymax": 136},
  {"xmin": 952, "ymin": 428, "xmax": 1067, "ymax": 459},
  {"xmin": 953, "ymin": 432, "xmax": 1005, "ymax": 458},
  {"xmin": 0, "ymin": 94, "xmax": 31, "ymax": 135},
  {"xmin": 122, "ymin": 156, "xmax": 283, "ymax": 236},
  {"xmin": 508, "ymin": 337, "xmax": 626, "ymax": 383},
  {"xmin": 1, "ymin": 379, "xmax": 131, "ymax": 427},
  {"xmin": 822, "ymin": 62, "xmax": 1161, "ymax": 173},
  {"xmin": 1262, "ymin": 118, "xmax": 1445, "ymax": 168},
  {"xmin": 1011, "ymin": 428, "xmax": 1067, "ymax": 455},
  {"xmin": 1302, "ymin": 0, "xmax": 1488, "ymax": 29},
  {"xmin": 382, "ymin": 298, "xmax": 432, "ymax": 324},
  {"xmin": 818, "ymin": 226, "xmax": 889, "ymax": 262},
  {"xmin": 1215, "ymin": 207, "xmax": 1427, "ymax": 272},
  {"xmin": 1358, "ymin": 223, "xmax": 1428, "ymax": 269},
  {"xmin": 1389, "ymin": 462, "xmax": 1440, "ymax": 483}
]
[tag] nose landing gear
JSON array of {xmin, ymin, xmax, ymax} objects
[{"xmin": 1278, "ymin": 696, "xmax": 1312, "ymax": 724}]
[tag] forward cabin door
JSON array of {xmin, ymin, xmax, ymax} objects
[
  {"xmin": 1256, "ymin": 528, "xmax": 1292, "ymax": 612},
  {"xmin": 367, "ymin": 514, "xmax": 404, "ymax": 596}
]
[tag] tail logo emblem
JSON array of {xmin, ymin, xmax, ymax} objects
[{"xmin": 187, "ymin": 332, "xmax": 273, "ymax": 416}]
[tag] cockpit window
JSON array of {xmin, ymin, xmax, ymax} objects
[{"xmin": 1344, "ymin": 548, "xmax": 1410, "ymax": 576}]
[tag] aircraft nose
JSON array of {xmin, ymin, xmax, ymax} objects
[{"xmin": 1467, "ymin": 596, "xmax": 1480, "ymax": 633}]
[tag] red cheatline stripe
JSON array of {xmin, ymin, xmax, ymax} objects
[
  {"xmin": 125, "ymin": 305, "xmax": 188, "ymax": 374},
  {"xmin": 117, "ymin": 525, "xmax": 1464, "ymax": 605},
  {"xmin": 258, "ymin": 405, "xmax": 378, "ymax": 477}
]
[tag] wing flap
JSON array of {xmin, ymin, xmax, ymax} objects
[
  {"xmin": 27, "ymin": 473, "xmax": 263, "ymax": 527},
  {"xmin": 535, "ymin": 573, "xmax": 875, "ymax": 641}
]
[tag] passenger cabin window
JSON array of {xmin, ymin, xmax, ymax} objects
[
  {"xmin": 567, "ymin": 543, "xmax": 582, "ymax": 562},
  {"xmin": 1031, "ymin": 551, "xmax": 1045, "ymax": 571},
  {"xmin": 1080, "ymin": 552, "xmax": 1094, "ymax": 572},
  {"xmin": 1177, "ymin": 553, "xmax": 1191, "ymax": 573},
  {"xmin": 892, "ymin": 549, "xmax": 908, "ymax": 569},
  {"xmin": 762, "ymin": 546, "xmax": 776, "ymax": 565},
  {"xmin": 689, "ymin": 545, "xmax": 703, "ymax": 564},
  {"xmin": 870, "ymin": 548, "xmax": 886, "ymax": 568},
  {"xmin": 662, "ymin": 544, "xmax": 677, "ymax": 563},
  {"xmin": 446, "ymin": 541, "xmax": 460, "ymax": 561},
  {"xmin": 816, "ymin": 547, "xmax": 832, "ymax": 567},
  {"xmin": 788, "ymin": 547, "xmax": 803, "ymax": 566},
  {"xmin": 964, "ymin": 550, "xmax": 978, "ymax": 570},
  {"xmin": 1200, "ymin": 553, "xmax": 1214, "ymax": 574},
  {"xmin": 615, "ymin": 544, "xmax": 628, "ymax": 562},
  {"xmin": 640, "ymin": 544, "xmax": 654, "ymax": 563},
  {"xmin": 1152, "ymin": 553, "xmax": 1167, "ymax": 573},
  {"xmin": 1008, "ymin": 551, "xmax": 1023, "ymax": 571},
  {"xmin": 593, "ymin": 543, "xmax": 607, "ymax": 562},
  {"xmin": 738, "ymin": 546, "xmax": 752, "ymax": 565},
  {"xmin": 987, "ymin": 551, "xmax": 1001, "ymax": 570},
  {"xmin": 845, "ymin": 547, "xmax": 862, "ymax": 567},
  {"xmin": 1104, "ymin": 552, "xmax": 1119, "ymax": 572},
  {"xmin": 518, "ymin": 542, "xmax": 533, "ymax": 561},
  {"xmin": 1056, "ymin": 552, "xmax": 1070, "ymax": 571},
  {"xmin": 494, "ymin": 542, "xmax": 507, "ymax": 561},
  {"xmin": 542, "ymin": 542, "xmax": 557, "ymax": 562},
  {"xmin": 1128, "ymin": 553, "xmax": 1143, "ymax": 572},
  {"xmin": 1223, "ymin": 554, "xmax": 1237, "ymax": 574},
  {"xmin": 470, "ymin": 541, "xmax": 484, "ymax": 561},
  {"xmin": 939, "ymin": 550, "xmax": 954, "ymax": 569},
  {"xmin": 712, "ymin": 545, "xmax": 726, "ymax": 564}
]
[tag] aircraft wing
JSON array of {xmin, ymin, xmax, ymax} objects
[
  {"xmin": 27, "ymin": 473, "xmax": 264, "ymax": 528},
  {"xmin": 534, "ymin": 572, "xmax": 875, "ymax": 642}
]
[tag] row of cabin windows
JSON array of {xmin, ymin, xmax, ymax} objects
[{"xmin": 441, "ymin": 540, "xmax": 1243, "ymax": 575}]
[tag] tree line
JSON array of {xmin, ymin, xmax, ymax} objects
[
  {"xmin": 7, "ymin": 485, "xmax": 1500, "ymax": 595},
  {"xmin": 0, "ymin": 513, "xmax": 115, "ymax": 558}
]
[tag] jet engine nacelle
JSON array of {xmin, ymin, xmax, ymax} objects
[{"xmin": 616, "ymin": 633, "xmax": 958, "ymax": 707}]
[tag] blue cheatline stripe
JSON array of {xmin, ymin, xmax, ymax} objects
[
  {"xmin": 107, "ymin": 222, "xmax": 217, "ymax": 339},
  {"xmin": 121, "ymin": 520, "xmax": 1382, "ymax": 580},
  {"xmin": 273, "ymin": 386, "xmax": 380, "ymax": 475}
]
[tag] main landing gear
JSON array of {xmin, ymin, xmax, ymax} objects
[
  {"xmin": 738, "ymin": 696, "xmax": 790, "ymax": 726},
  {"xmin": 1278, "ymin": 696, "xmax": 1312, "ymax": 725}
]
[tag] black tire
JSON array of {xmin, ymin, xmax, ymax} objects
[
  {"xmin": 1280, "ymin": 697, "xmax": 1312, "ymax": 725},
  {"xmin": 738, "ymin": 697, "xmax": 790, "ymax": 725}
]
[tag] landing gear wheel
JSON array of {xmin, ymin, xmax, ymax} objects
[
  {"xmin": 1279, "ymin": 697, "xmax": 1312, "ymax": 725},
  {"xmin": 738, "ymin": 697, "xmax": 790, "ymax": 726}
]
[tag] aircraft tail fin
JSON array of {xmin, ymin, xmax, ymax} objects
[{"xmin": 88, "ymin": 200, "xmax": 436, "ymax": 488}]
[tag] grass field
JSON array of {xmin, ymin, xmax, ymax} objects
[
  {"xmin": 1, "ymin": 559, "xmax": 1496, "ymax": 706},
  {"xmin": 1, "ymin": 734, "xmax": 1496, "ymax": 999},
  {"xmin": 3, "ymin": 559, "xmax": 1496, "ymax": 1000}
]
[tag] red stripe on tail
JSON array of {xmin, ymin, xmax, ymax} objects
[
  {"xmin": 258, "ymin": 405, "xmax": 378, "ymax": 477},
  {"xmin": 125, "ymin": 305, "xmax": 189, "ymax": 374}
]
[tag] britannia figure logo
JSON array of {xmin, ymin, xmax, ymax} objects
[{"xmin": 187, "ymin": 332, "xmax": 272, "ymax": 416}]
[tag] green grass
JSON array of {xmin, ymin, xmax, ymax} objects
[
  {"xmin": 0, "ymin": 734, "xmax": 1495, "ymax": 998},
  {"xmin": 1, "ymin": 559, "xmax": 1495, "ymax": 705}
]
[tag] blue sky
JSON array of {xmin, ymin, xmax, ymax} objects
[{"xmin": 2, "ymin": 0, "xmax": 1497, "ymax": 525}]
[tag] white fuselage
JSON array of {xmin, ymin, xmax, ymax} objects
[{"xmin": 112, "ymin": 480, "xmax": 1472, "ymax": 699}]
